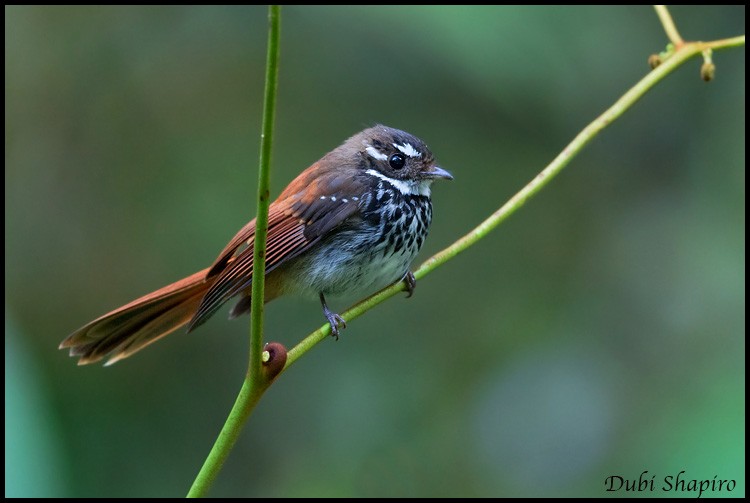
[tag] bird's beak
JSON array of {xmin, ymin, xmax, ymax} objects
[{"xmin": 422, "ymin": 165, "xmax": 453, "ymax": 181}]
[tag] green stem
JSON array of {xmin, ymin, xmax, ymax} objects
[
  {"xmin": 249, "ymin": 4, "xmax": 281, "ymax": 386},
  {"xmin": 654, "ymin": 5, "xmax": 685, "ymax": 46},
  {"xmin": 701, "ymin": 35, "xmax": 745, "ymax": 51},
  {"xmin": 187, "ymin": 5, "xmax": 280, "ymax": 497},
  {"xmin": 186, "ymin": 380, "xmax": 264, "ymax": 497}
]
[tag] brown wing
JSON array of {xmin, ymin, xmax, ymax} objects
[{"xmin": 187, "ymin": 162, "xmax": 366, "ymax": 329}]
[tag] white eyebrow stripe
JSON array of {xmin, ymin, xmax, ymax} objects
[
  {"xmin": 393, "ymin": 142, "xmax": 421, "ymax": 158},
  {"xmin": 365, "ymin": 146, "xmax": 388, "ymax": 161},
  {"xmin": 365, "ymin": 168, "xmax": 417, "ymax": 196}
]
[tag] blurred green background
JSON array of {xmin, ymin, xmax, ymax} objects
[{"xmin": 5, "ymin": 5, "xmax": 745, "ymax": 497}]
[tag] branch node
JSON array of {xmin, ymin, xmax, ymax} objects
[
  {"xmin": 261, "ymin": 342, "xmax": 288, "ymax": 380},
  {"xmin": 700, "ymin": 61, "xmax": 716, "ymax": 82},
  {"xmin": 648, "ymin": 54, "xmax": 662, "ymax": 69}
]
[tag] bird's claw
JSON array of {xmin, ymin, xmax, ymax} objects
[
  {"xmin": 327, "ymin": 313, "xmax": 347, "ymax": 340},
  {"xmin": 403, "ymin": 271, "xmax": 417, "ymax": 298},
  {"xmin": 320, "ymin": 292, "xmax": 346, "ymax": 340}
]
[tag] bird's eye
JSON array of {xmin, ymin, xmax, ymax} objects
[{"xmin": 389, "ymin": 153, "xmax": 406, "ymax": 170}]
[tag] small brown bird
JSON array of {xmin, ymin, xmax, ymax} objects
[{"xmin": 60, "ymin": 125, "xmax": 452, "ymax": 365}]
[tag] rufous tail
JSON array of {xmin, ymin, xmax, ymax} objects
[{"xmin": 60, "ymin": 268, "xmax": 213, "ymax": 366}]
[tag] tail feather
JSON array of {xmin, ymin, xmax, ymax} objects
[{"xmin": 61, "ymin": 268, "xmax": 212, "ymax": 365}]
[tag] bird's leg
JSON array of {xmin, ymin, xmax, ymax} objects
[
  {"xmin": 319, "ymin": 292, "xmax": 346, "ymax": 340},
  {"xmin": 402, "ymin": 271, "xmax": 417, "ymax": 298}
]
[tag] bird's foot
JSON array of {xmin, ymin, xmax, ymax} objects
[
  {"xmin": 320, "ymin": 292, "xmax": 347, "ymax": 340},
  {"xmin": 403, "ymin": 271, "xmax": 417, "ymax": 298}
]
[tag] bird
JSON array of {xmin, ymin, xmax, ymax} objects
[{"xmin": 60, "ymin": 124, "xmax": 453, "ymax": 365}]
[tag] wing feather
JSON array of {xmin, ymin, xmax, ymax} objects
[{"xmin": 188, "ymin": 167, "xmax": 366, "ymax": 329}]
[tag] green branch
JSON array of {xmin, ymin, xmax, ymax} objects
[
  {"xmin": 654, "ymin": 5, "xmax": 685, "ymax": 46},
  {"xmin": 249, "ymin": 3, "xmax": 281, "ymax": 389},
  {"xmin": 187, "ymin": 5, "xmax": 280, "ymax": 498}
]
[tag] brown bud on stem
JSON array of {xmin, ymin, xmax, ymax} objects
[
  {"xmin": 700, "ymin": 61, "xmax": 716, "ymax": 82},
  {"xmin": 648, "ymin": 54, "xmax": 662, "ymax": 69},
  {"xmin": 261, "ymin": 342, "xmax": 287, "ymax": 380}
]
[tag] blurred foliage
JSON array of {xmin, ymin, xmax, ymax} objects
[{"xmin": 5, "ymin": 5, "xmax": 745, "ymax": 498}]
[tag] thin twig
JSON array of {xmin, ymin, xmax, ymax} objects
[
  {"xmin": 186, "ymin": 5, "xmax": 281, "ymax": 498},
  {"xmin": 249, "ymin": 3, "xmax": 281, "ymax": 387},
  {"xmin": 654, "ymin": 5, "xmax": 685, "ymax": 46}
]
